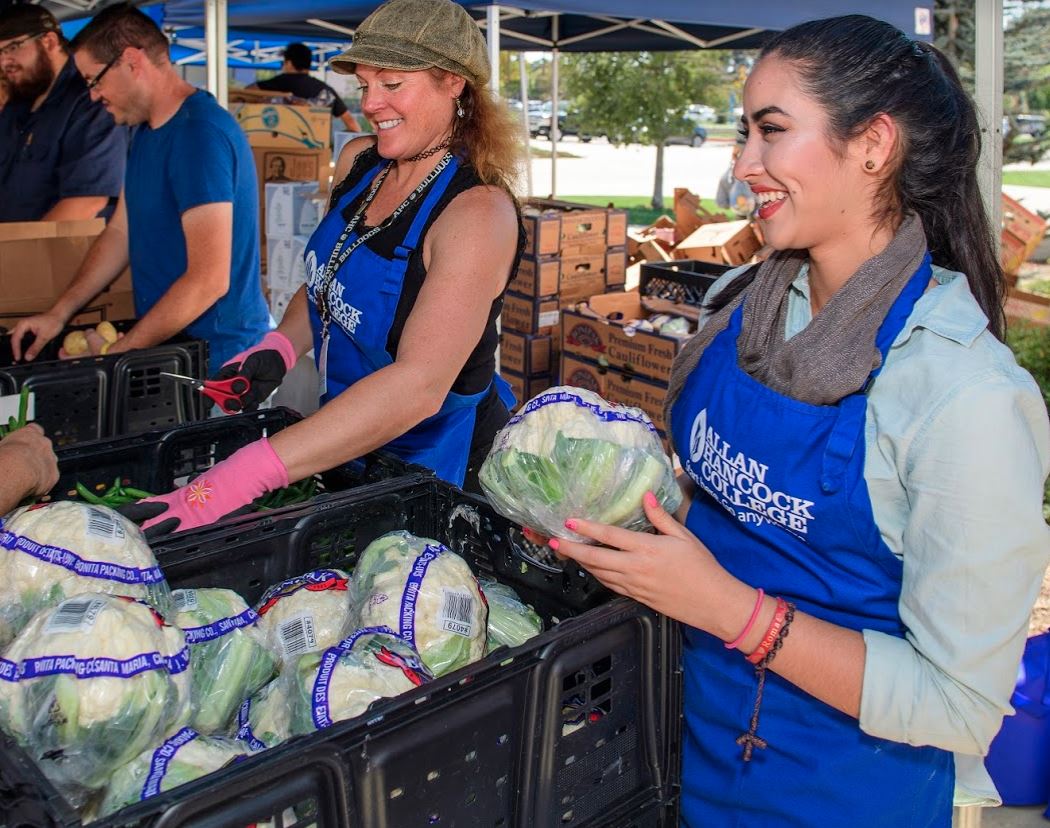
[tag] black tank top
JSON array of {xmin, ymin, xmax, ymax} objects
[{"xmin": 329, "ymin": 146, "xmax": 524, "ymax": 491}]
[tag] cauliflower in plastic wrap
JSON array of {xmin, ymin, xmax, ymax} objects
[
  {"xmin": 235, "ymin": 679, "xmax": 292, "ymax": 752},
  {"xmin": 173, "ymin": 588, "xmax": 278, "ymax": 734},
  {"xmin": 287, "ymin": 626, "xmax": 432, "ymax": 735},
  {"xmin": 97, "ymin": 727, "xmax": 249, "ymax": 818},
  {"xmin": 479, "ymin": 386, "xmax": 682, "ymax": 542},
  {"xmin": 0, "ymin": 593, "xmax": 191, "ymax": 805},
  {"xmin": 350, "ymin": 532, "xmax": 487, "ymax": 677},
  {"xmin": 0, "ymin": 501, "xmax": 172, "ymax": 648},
  {"xmin": 479, "ymin": 579, "xmax": 543, "ymax": 653},
  {"xmin": 253, "ymin": 569, "xmax": 353, "ymax": 665}
]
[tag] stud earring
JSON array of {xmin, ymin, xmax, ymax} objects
[
  {"xmin": 865, "ymin": 159, "xmax": 876, "ymax": 171},
  {"xmin": 455, "ymin": 97, "xmax": 465, "ymax": 118}
]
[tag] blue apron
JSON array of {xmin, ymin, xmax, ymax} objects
[
  {"xmin": 669, "ymin": 255, "xmax": 954, "ymax": 827},
  {"xmin": 305, "ymin": 157, "xmax": 513, "ymax": 486}
]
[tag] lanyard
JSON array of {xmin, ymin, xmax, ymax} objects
[{"xmin": 316, "ymin": 152, "xmax": 454, "ymax": 344}]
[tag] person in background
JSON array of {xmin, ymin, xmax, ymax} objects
[
  {"xmin": 9, "ymin": 4, "xmax": 269, "ymax": 374},
  {"xmin": 121, "ymin": 0, "xmax": 522, "ymax": 535},
  {"xmin": 0, "ymin": 425, "xmax": 58, "ymax": 516},
  {"xmin": 715, "ymin": 133, "xmax": 756, "ymax": 219},
  {"xmin": 250, "ymin": 42, "xmax": 363, "ymax": 132},
  {"xmin": 547, "ymin": 14, "xmax": 1050, "ymax": 828},
  {"xmin": 0, "ymin": 76, "xmax": 10, "ymax": 112},
  {"xmin": 0, "ymin": 4, "xmax": 126, "ymax": 222}
]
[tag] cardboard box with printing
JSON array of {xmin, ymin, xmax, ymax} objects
[
  {"xmin": 265, "ymin": 182, "xmax": 324, "ymax": 239},
  {"xmin": 511, "ymin": 248, "xmax": 628, "ymax": 301},
  {"xmin": 232, "ymin": 103, "xmax": 331, "ymax": 150},
  {"xmin": 501, "ymin": 292, "xmax": 560, "ymax": 335},
  {"xmin": 560, "ymin": 353, "xmax": 670, "ymax": 435},
  {"xmin": 502, "ymin": 369, "xmax": 552, "ymax": 411},
  {"xmin": 500, "ymin": 331, "xmax": 553, "ymax": 376},
  {"xmin": 0, "ymin": 220, "xmax": 133, "ymax": 328},
  {"xmin": 266, "ymin": 236, "xmax": 311, "ymax": 292},
  {"xmin": 675, "ymin": 219, "xmax": 761, "ymax": 266}
]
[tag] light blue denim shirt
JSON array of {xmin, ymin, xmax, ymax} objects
[{"xmin": 702, "ymin": 265, "xmax": 1050, "ymax": 805}]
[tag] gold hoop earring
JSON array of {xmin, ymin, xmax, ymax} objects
[
  {"xmin": 865, "ymin": 159, "xmax": 876, "ymax": 171},
  {"xmin": 455, "ymin": 97, "xmax": 465, "ymax": 118}
]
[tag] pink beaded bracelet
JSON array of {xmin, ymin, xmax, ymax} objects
[{"xmin": 724, "ymin": 588, "xmax": 765, "ymax": 650}]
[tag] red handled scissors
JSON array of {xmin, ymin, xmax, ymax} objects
[{"xmin": 160, "ymin": 372, "xmax": 250, "ymax": 414}]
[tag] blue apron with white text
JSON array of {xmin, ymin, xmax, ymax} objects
[
  {"xmin": 305, "ymin": 157, "xmax": 512, "ymax": 486},
  {"xmin": 669, "ymin": 255, "xmax": 954, "ymax": 827}
]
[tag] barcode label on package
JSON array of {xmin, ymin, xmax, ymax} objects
[
  {"xmin": 173, "ymin": 590, "xmax": 198, "ymax": 613},
  {"xmin": 440, "ymin": 588, "xmax": 475, "ymax": 637},
  {"xmin": 278, "ymin": 613, "xmax": 318, "ymax": 658},
  {"xmin": 86, "ymin": 506, "xmax": 126, "ymax": 543},
  {"xmin": 45, "ymin": 597, "xmax": 107, "ymax": 634}
]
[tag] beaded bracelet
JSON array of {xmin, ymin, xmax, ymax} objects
[
  {"xmin": 724, "ymin": 588, "xmax": 765, "ymax": 650},
  {"xmin": 736, "ymin": 600, "xmax": 797, "ymax": 762}
]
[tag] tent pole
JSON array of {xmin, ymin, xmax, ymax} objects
[
  {"xmin": 487, "ymin": 5, "xmax": 501, "ymax": 91},
  {"xmin": 520, "ymin": 53, "xmax": 533, "ymax": 197},
  {"xmin": 550, "ymin": 15, "xmax": 559, "ymax": 198},
  {"xmin": 205, "ymin": 0, "xmax": 228, "ymax": 109},
  {"xmin": 974, "ymin": 0, "xmax": 1003, "ymax": 255}
]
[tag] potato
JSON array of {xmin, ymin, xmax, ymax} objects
[
  {"xmin": 95, "ymin": 321, "xmax": 119, "ymax": 344},
  {"xmin": 62, "ymin": 330, "xmax": 89, "ymax": 356}
]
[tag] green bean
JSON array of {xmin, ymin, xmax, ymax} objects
[
  {"xmin": 75, "ymin": 482, "xmax": 108, "ymax": 505},
  {"xmin": 120, "ymin": 487, "xmax": 154, "ymax": 500},
  {"xmin": 16, "ymin": 387, "xmax": 29, "ymax": 429}
]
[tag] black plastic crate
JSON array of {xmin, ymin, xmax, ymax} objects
[
  {"xmin": 47, "ymin": 407, "xmax": 429, "ymax": 527},
  {"xmin": 638, "ymin": 260, "xmax": 732, "ymax": 308},
  {"xmin": 0, "ymin": 478, "xmax": 682, "ymax": 828},
  {"xmin": 0, "ymin": 320, "xmax": 208, "ymax": 447}
]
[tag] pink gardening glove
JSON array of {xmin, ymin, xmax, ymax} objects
[
  {"xmin": 119, "ymin": 438, "xmax": 290, "ymax": 538},
  {"xmin": 212, "ymin": 331, "xmax": 298, "ymax": 412}
]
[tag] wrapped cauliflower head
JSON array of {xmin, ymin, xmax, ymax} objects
[
  {"xmin": 287, "ymin": 626, "xmax": 432, "ymax": 735},
  {"xmin": 235, "ymin": 678, "xmax": 292, "ymax": 752},
  {"xmin": 350, "ymin": 532, "xmax": 487, "ymax": 677},
  {"xmin": 0, "ymin": 501, "xmax": 173, "ymax": 648},
  {"xmin": 0, "ymin": 593, "xmax": 190, "ymax": 805},
  {"xmin": 173, "ymin": 588, "xmax": 278, "ymax": 734},
  {"xmin": 98, "ymin": 727, "xmax": 249, "ymax": 818},
  {"xmin": 479, "ymin": 386, "xmax": 682, "ymax": 541},
  {"xmin": 479, "ymin": 579, "xmax": 543, "ymax": 653},
  {"xmin": 253, "ymin": 569, "xmax": 353, "ymax": 665}
]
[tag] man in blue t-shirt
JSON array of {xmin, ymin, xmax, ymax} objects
[
  {"xmin": 0, "ymin": 5, "xmax": 127, "ymax": 221},
  {"xmin": 10, "ymin": 5, "xmax": 269, "ymax": 373}
]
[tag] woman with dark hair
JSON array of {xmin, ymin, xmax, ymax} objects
[
  {"xmin": 547, "ymin": 15, "xmax": 1050, "ymax": 827},
  {"xmin": 124, "ymin": 0, "xmax": 523, "ymax": 532}
]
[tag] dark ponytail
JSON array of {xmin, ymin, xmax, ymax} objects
[{"xmin": 710, "ymin": 16, "xmax": 1005, "ymax": 339}]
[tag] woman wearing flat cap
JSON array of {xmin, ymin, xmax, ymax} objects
[{"xmin": 123, "ymin": 0, "xmax": 524, "ymax": 535}]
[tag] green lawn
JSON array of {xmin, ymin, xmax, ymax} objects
[
  {"xmin": 560, "ymin": 194, "xmax": 732, "ymax": 226},
  {"xmin": 1003, "ymin": 170, "xmax": 1050, "ymax": 188}
]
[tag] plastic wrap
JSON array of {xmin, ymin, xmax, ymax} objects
[
  {"xmin": 235, "ymin": 679, "xmax": 291, "ymax": 752},
  {"xmin": 287, "ymin": 626, "xmax": 432, "ymax": 735},
  {"xmin": 349, "ymin": 532, "xmax": 487, "ymax": 677},
  {"xmin": 479, "ymin": 387, "xmax": 682, "ymax": 541},
  {"xmin": 252, "ymin": 569, "xmax": 353, "ymax": 665},
  {"xmin": 479, "ymin": 579, "xmax": 543, "ymax": 653},
  {"xmin": 0, "ymin": 502, "xmax": 172, "ymax": 647},
  {"xmin": 97, "ymin": 727, "xmax": 248, "ymax": 818},
  {"xmin": 0, "ymin": 593, "xmax": 190, "ymax": 804},
  {"xmin": 173, "ymin": 588, "xmax": 278, "ymax": 734}
]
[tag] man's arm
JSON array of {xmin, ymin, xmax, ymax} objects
[
  {"xmin": 10, "ymin": 194, "xmax": 131, "ymax": 361},
  {"xmin": 340, "ymin": 111, "xmax": 363, "ymax": 131},
  {"xmin": 41, "ymin": 196, "xmax": 109, "ymax": 221},
  {"xmin": 108, "ymin": 201, "xmax": 232, "ymax": 354},
  {"xmin": 0, "ymin": 425, "xmax": 59, "ymax": 515}
]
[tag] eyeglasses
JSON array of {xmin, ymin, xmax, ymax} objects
[
  {"xmin": 85, "ymin": 55, "xmax": 120, "ymax": 91},
  {"xmin": 0, "ymin": 32, "xmax": 44, "ymax": 59}
]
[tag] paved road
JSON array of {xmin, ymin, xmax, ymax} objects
[{"xmin": 524, "ymin": 137, "xmax": 1050, "ymax": 217}]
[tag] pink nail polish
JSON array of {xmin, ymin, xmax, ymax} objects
[
  {"xmin": 548, "ymin": 538, "xmax": 560, "ymax": 551},
  {"xmin": 564, "ymin": 519, "xmax": 577, "ymax": 531},
  {"xmin": 644, "ymin": 491, "xmax": 658, "ymax": 508}
]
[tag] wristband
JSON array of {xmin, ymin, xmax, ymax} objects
[
  {"xmin": 724, "ymin": 588, "xmax": 764, "ymax": 650},
  {"xmin": 746, "ymin": 597, "xmax": 788, "ymax": 665}
]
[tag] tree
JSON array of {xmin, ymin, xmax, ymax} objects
[{"xmin": 563, "ymin": 51, "xmax": 724, "ymax": 209}]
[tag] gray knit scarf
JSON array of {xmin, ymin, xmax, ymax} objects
[{"xmin": 664, "ymin": 213, "xmax": 928, "ymax": 445}]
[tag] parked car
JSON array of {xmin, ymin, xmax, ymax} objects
[
  {"xmin": 533, "ymin": 104, "xmax": 594, "ymax": 142},
  {"xmin": 665, "ymin": 123, "xmax": 708, "ymax": 147}
]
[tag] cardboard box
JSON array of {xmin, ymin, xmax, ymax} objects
[
  {"xmin": 561, "ymin": 290, "xmax": 691, "ymax": 384},
  {"xmin": 510, "ymin": 248, "xmax": 628, "ymax": 301},
  {"xmin": 1002, "ymin": 193, "xmax": 1048, "ymax": 260},
  {"xmin": 252, "ymin": 147, "xmax": 332, "ymax": 190},
  {"xmin": 0, "ymin": 220, "xmax": 132, "ymax": 323},
  {"xmin": 675, "ymin": 220, "xmax": 762, "ymax": 266},
  {"xmin": 501, "ymin": 292, "xmax": 560, "ymax": 335},
  {"xmin": 500, "ymin": 331, "xmax": 552, "ymax": 376},
  {"xmin": 265, "ymin": 182, "xmax": 324, "ymax": 239},
  {"xmin": 232, "ymin": 103, "xmax": 331, "ymax": 150},
  {"xmin": 1001, "ymin": 231, "xmax": 1028, "ymax": 280},
  {"xmin": 560, "ymin": 353, "xmax": 669, "ymax": 434},
  {"xmin": 502, "ymin": 369, "xmax": 553, "ymax": 411},
  {"xmin": 0, "ymin": 290, "xmax": 135, "ymax": 332},
  {"xmin": 1005, "ymin": 288, "xmax": 1050, "ymax": 327},
  {"xmin": 266, "ymin": 236, "xmax": 310, "ymax": 292},
  {"xmin": 521, "ymin": 200, "xmax": 609, "ymax": 257}
]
